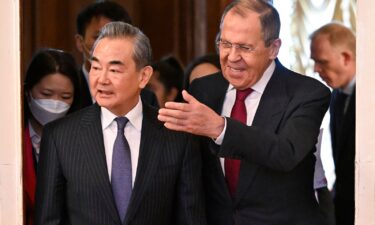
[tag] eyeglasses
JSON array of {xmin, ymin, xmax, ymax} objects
[{"xmin": 216, "ymin": 39, "xmax": 256, "ymax": 54}]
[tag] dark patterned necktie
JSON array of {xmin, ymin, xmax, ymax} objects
[
  {"xmin": 332, "ymin": 91, "xmax": 348, "ymax": 160},
  {"xmin": 112, "ymin": 117, "xmax": 132, "ymax": 222},
  {"xmin": 334, "ymin": 91, "xmax": 348, "ymax": 131},
  {"xmin": 225, "ymin": 88, "xmax": 253, "ymax": 197}
]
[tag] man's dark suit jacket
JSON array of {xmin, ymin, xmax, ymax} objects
[
  {"xmin": 79, "ymin": 69, "xmax": 159, "ymax": 108},
  {"xmin": 330, "ymin": 88, "xmax": 355, "ymax": 225},
  {"xmin": 35, "ymin": 103, "xmax": 205, "ymax": 225},
  {"xmin": 189, "ymin": 59, "xmax": 331, "ymax": 225}
]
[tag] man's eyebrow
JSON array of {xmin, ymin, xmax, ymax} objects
[
  {"xmin": 108, "ymin": 60, "xmax": 124, "ymax": 66},
  {"xmin": 90, "ymin": 57, "xmax": 124, "ymax": 66},
  {"xmin": 91, "ymin": 56, "xmax": 99, "ymax": 62}
]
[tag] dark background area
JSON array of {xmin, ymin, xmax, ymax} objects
[{"xmin": 21, "ymin": 0, "xmax": 230, "ymax": 78}]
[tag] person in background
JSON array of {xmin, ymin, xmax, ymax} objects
[
  {"xmin": 147, "ymin": 56, "xmax": 184, "ymax": 107},
  {"xmin": 183, "ymin": 53, "xmax": 221, "ymax": 90},
  {"xmin": 158, "ymin": 0, "xmax": 331, "ymax": 224},
  {"xmin": 35, "ymin": 22, "xmax": 205, "ymax": 225},
  {"xmin": 310, "ymin": 22, "xmax": 356, "ymax": 225},
  {"xmin": 75, "ymin": 1, "xmax": 158, "ymax": 108},
  {"xmin": 23, "ymin": 48, "xmax": 81, "ymax": 225},
  {"xmin": 162, "ymin": 55, "xmax": 185, "ymax": 78}
]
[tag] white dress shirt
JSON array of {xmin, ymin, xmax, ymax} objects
[
  {"xmin": 215, "ymin": 61, "xmax": 276, "ymax": 174},
  {"xmin": 101, "ymin": 98, "xmax": 143, "ymax": 187},
  {"xmin": 314, "ymin": 128, "xmax": 328, "ymax": 189},
  {"xmin": 28, "ymin": 121, "xmax": 41, "ymax": 162}
]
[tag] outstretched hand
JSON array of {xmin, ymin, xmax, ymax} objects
[{"xmin": 158, "ymin": 90, "xmax": 225, "ymax": 139}]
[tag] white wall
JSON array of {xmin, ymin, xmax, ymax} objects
[
  {"xmin": 0, "ymin": 0, "xmax": 22, "ymax": 224},
  {"xmin": 356, "ymin": 0, "xmax": 375, "ymax": 224}
]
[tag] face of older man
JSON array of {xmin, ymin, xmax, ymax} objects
[
  {"xmin": 218, "ymin": 9, "xmax": 280, "ymax": 90},
  {"xmin": 310, "ymin": 34, "xmax": 352, "ymax": 89},
  {"xmin": 89, "ymin": 37, "xmax": 152, "ymax": 116}
]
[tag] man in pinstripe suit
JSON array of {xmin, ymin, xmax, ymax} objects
[{"xmin": 35, "ymin": 22, "xmax": 206, "ymax": 225}]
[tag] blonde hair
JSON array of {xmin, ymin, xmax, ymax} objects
[{"xmin": 310, "ymin": 22, "xmax": 356, "ymax": 59}]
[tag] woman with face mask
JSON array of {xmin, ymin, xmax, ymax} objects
[{"xmin": 23, "ymin": 48, "xmax": 81, "ymax": 225}]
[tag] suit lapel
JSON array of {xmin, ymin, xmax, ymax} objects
[
  {"xmin": 337, "ymin": 86, "xmax": 355, "ymax": 151},
  {"xmin": 190, "ymin": 73, "xmax": 230, "ymax": 196},
  {"xmin": 207, "ymin": 75, "xmax": 234, "ymax": 200},
  {"xmin": 341, "ymin": 86, "xmax": 355, "ymax": 131},
  {"xmin": 124, "ymin": 103, "xmax": 164, "ymax": 224},
  {"xmin": 207, "ymin": 73, "xmax": 228, "ymax": 115},
  {"xmin": 236, "ymin": 61, "xmax": 291, "ymax": 203},
  {"xmin": 252, "ymin": 61, "xmax": 289, "ymax": 130},
  {"xmin": 79, "ymin": 104, "xmax": 120, "ymax": 222}
]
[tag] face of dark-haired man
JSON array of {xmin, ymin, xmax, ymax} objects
[{"xmin": 75, "ymin": 16, "xmax": 112, "ymax": 71}]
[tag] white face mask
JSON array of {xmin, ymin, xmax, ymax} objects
[{"xmin": 28, "ymin": 93, "xmax": 71, "ymax": 126}]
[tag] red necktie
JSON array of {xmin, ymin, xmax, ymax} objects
[{"xmin": 225, "ymin": 88, "xmax": 252, "ymax": 197}]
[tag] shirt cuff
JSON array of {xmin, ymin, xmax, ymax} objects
[{"xmin": 213, "ymin": 117, "xmax": 227, "ymax": 145}]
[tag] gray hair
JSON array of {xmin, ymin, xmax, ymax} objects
[
  {"xmin": 220, "ymin": 0, "xmax": 280, "ymax": 47},
  {"xmin": 93, "ymin": 21, "xmax": 152, "ymax": 70}
]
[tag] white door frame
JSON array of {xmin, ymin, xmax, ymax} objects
[{"xmin": 0, "ymin": 0, "xmax": 23, "ymax": 224}]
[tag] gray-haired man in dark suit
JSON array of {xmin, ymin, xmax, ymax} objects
[{"xmin": 35, "ymin": 22, "xmax": 206, "ymax": 225}]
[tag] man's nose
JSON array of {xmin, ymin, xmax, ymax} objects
[
  {"xmin": 98, "ymin": 70, "xmax": 109, "ymax": 84},
  {"xmin": 313, "ymin": 63, "xmax": 321, "ymax": 73},
  {"xmin": 227, "ymin": 47, "xmax": 241, "ymax": 62}
]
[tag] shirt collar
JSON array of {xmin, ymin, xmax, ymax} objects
[
  {"xmin": 101, "ymin": 97, "xmax": 143, "ymax": 132},
  {"xmin": 28, "ymin": 121, "xmax": 41, "ymax": 154},
  {"xmin": 28, "ymin": 121, "xmax": 40, "ymax": 142},
  {"xmin": 341, "ymin": 76, "xmax": 356, "ymax": 95},
  {"xmin": 227, "ymin": 60, "xmax": 276, "ymax": 94}
]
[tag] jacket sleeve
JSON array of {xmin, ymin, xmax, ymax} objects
[
  {"xmin": 175, "ymin": 134, "xmax": 207, "ymax": 225},
  {"xmin": 34, "ymin": 123, "xmax": 67, "ymax": 225},
  {"xmin": 217, "ymin": 83, "xmax": 331, "ymax": 172}
]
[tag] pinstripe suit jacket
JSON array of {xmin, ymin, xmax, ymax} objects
[{"xmin": 35, "ymin": 103, "xmax": 206, "ymax": 225}]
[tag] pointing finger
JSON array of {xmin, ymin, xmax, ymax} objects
[
  {"xmin": 164, "ymin": 101, "xmax": 190, "ymax": 111},
  {"xmin": 182, "ymin": 90, "xmax": 197, "ymax": 104}
]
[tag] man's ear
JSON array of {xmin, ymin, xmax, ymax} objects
[
  {"xmin": 269, "ymin": 38, "xmax": 282, "ymax": 60},
  {"xmin": 75, "ymin": 34, "xmax": 84, "ymax": 53},
  {"xmin": 139, "ymin": 65, "xmax": 153, "ymax": 88},
  {"xmin": 341, "ymin": 50, "xmax": 354, "ymax": 66}
]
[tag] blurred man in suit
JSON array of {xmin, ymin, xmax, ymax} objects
[
  {"xmin": 35, "ymin": 22, "xmax": 205, "ymax": 225},
  {"xmin": 310, "ymin": 22, "xmax": 356, "ymax": 225},
  {"xmin": 75, "ymin": 1, "xmax": 158, "ymax": 108},
  {"xmin": 159, "ymin": 0, "xmax": 331, "ymax": 224}
]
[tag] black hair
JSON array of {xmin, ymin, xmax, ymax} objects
[
  {"xmin": 76, "ymin": 1, "xmax": 132, "ymax": 36},
  {"xmin": 24, "ymin": 48, "xmax": 81, "ymax": 118},
  {"xmin": 161, "ymin": 55, "xmax": 184, "ymax": 77},
  {"xmin": 183, "ymin": 53, "xmax": 221, "ymax": 90},
  {"xmin": 151, "ymin": 56, "xmax": 184, "ymax": 102}
]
